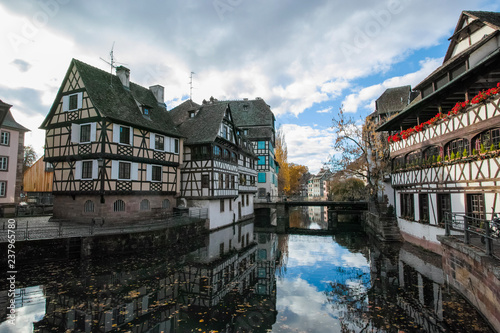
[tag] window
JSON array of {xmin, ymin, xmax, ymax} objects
[
  {"xmin": 213, "ymin": 145, "xmax": 221, "ymax": 157},
  {"xmin": 119, "ymin": 126, "xmax": 131, "ymax": 145},
  {"xmin": 473, "ymin": 128, "xmax": 500, "ymax": 153},
  {"xmin": 225, "ymin": 173, "xmax": 230, "ymax": 189},
  {"xmin": 423, "ymin": 146, "xmax": 441, "ymax": 165},
  {"xmin": 258, "ymin": 156, "xmax": 266, "ymax": 165},
  {"xmin": 258, "ymin": 172, "xmax": 266, "ymax": 183},
  {"xmin": 202, "ymin": 175, "xmax": 209, "ymax": 188},
  {"xmin": 82, "ymin": 161, "xmax": 93, "ymax": 179},
  {"xmin": 189, "ymin": 111, "xmax": 195, "ymax": 118},
  {"xmin": 405, "ymin": 151, "xmax": 421, "ymax": 167},
  {"xmin": 445, "ymin": 138, "xmax": 469, "ymax": 159},
  {"xmin": 243, "ymin": 129, "xmax": 248, "ymax": 135},
  {"xmin": 113, "ymin": 199, "xmax": 125, "ymax": 212},
  {"xmin": 174, "ymin": 139, "xmax": 179, "ymax": 154},
  {"xmin": 0, "ymin": 131, "xmax": 10, "ymax": 146},
  {"xmin": 0, "ymin": 181, "xmax": 6, "ymax": 197},
  {"xmin": 419, "ymin": 194, "xmax": 429, "ymax": 223},
  {"xmin": 152, "ymin": 165, "xmax": 162, "ymax": 181},
  {"xmin": 83, "ymin": 200, "xmax": 94, "ymax": 213},
  {"xmin": 155, "ymin": 135, "xmax": 164, "ymax": 151},
  {"xmin": 220, "ymin": 199, "xmax": 225, "ymax": 212},
  {"xmin": 467, "ymin": 194, "xmax": 485, "ymax": 228},
  {"xmin": 118, "ymin": 162, "xmax": 131, "ymax": 179},
  {"xmin": 258, "ymin": 249, "xmax": 267, "ymax": 260},
  {"xmin": 437, "ymin": 194, "xmax": 451, "ymax": 226},
  {"xmin": 0, "ymin": 157, "xmax": 8, "ymax": 171},
  {"xmin": 223, "ymin": 149, "xmax": 230, "ymax": 160},
  {"xmin": 140, "ymin": 199, "xmax": 150, "ymax": 211},
  {"xmin": 257, "ymin": 141, "xmax": 265, "ymax": 149},
  {"xmin": 162, "ymin": 199, "xmax": 170, "ymax": 209},
  {"xmin": 63, "ymin": 92, "xmax": 82, "ymax": 111},
  {"xmin": 219, "ymin": 173, "xmax": 223, "ymax": 189},
  {"xmin": 400, "ymin": 193, "xmax": 414, "ymax": 220},
  {"xmin": 229, "ymin": 199, "xmax": 232, "ymax": 211},
  {"xmin": 219, "ymin": 242, "xmax": 225, "ymax": 256},
  {"xmin": 231, "ymin": 175, "xmax": 235, "ymax": 189},
  {"xmin": 143, "ymin": 107, "xmax": 150, "ymax": 116},
  {"xmin": 80, "ymin": 124, "xmax": 91, "ymax": 143},
  {"xmin": 242, "ymin": 195, "xmax": 245, "ymax": 207},
  {"xmin": 69, "ymin": 94, "xmax": 78, "ymax": 110},
  {"xmin": 246, "ymin": 194, "xmax": 249, "ymax": 206}
]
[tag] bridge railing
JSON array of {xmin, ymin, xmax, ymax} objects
[{"xmin": 0, "ymin": 208, "xmax": 208, "ymax": 243}]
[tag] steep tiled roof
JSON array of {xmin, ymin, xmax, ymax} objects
[
  {"xmin": 465, "ymin": 11, "xmax": 500, "ymax": 29},
  {"xmin": 1, "ymin": 109, "xmax": 29, "ymax": 132},
  {"xmin": 42, "ymin": 59, "xmax": 181, "ymax": 137},
  {"xmin": 375, "ymin": 86, "xmax": 412, "ymax": 115},
  {"xmin": 228, "ymin": 99, "xmax": 275, "ymax": 128},
  {"xmin": 169, "ymin": 99, "xmax": 200, "ymax": 126},
  {"xmin": 177, "ymin": 103, "xmax": 227, "ymax": 144}
]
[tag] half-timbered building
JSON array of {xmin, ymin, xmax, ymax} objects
[
  {"xmin": 171, "ymin": 99, "xmax": 257, "ymax": 229},
  {"xmin": 229, "ymin": 99, "xmax": 279, "ymax": 199},
  {"xmin": 40, "ymin": 59, "xmax": 183, "ymax": 224},
  {"xmin": 377, "ymin": 11, "xmax": 500, "ymax": 254}
]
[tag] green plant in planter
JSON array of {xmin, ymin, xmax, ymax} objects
[
  {"xmin": 463, "ymin": 148, "xmax": 468, "ymax": 158},
  {"xmin": 450, "ymin": 151, "xmax": 455, "ymax": 160},
  {"xmin": 498, "ymin": 142, "xmax": 500, "ymax": 150},
  {"xmin": 480, "ymin": 143, "xmax": 486, "ymax": 154},
  {"xmin": 437, "ymin": 155, "xmax": 442, "ymax": 163},
  {"xmin": 472, "ymin": 148, "xmax": 477, "ymax": 155},
  {"xmin": 490, "ymin": 144, "xmax": 495, "ymax": 152},
  {"xmin": 445, "ymin": 155, "xmax": 449, "ymax": 162}
]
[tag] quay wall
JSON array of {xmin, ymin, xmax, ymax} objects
[{"xmin": 438, "ymin": 236, "xmax": 500, "ymax": 332}]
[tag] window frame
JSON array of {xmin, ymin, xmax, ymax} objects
[
  {"xmin": 119, "ymin": 126, "xmax": 132, "ymax": 145},
  {"xmin": 0, "ymin": 181, "xmax": 6, "ymax": 197},
  {"xmin": 0, "ymin": 131, "xmax": 10, "ymax": 146},
  {"xmin": 81, "ymin": 160, "xmax": 93, "ymax": 179},
  {"xmin": 155, "ymin": 134, "xmax": 165, "ymax": 151},
  {"xmin": 0, "ymin": 156, "xmax": 8, "ymax": 171},
  {"xmin": 80, "ymin": 124, "xmax": 91, "ymax": 143},
  {"xmin": 118, "ymin": 162, "xmax": 131, "ymax": 180}
]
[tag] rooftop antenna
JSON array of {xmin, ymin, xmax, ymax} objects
[
  {"xmin": 100, "ymin": 42, "xmax": 117, "ymax": 85},
  {"xmin": 189, "ymin": 71, "xmax": 195, "ymax": 101}
]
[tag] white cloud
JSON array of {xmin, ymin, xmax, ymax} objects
[
  {"xmin": 316, "ymin": 107, "xmax": 332, "ymax": 114},
  {"xmin": 279, "ymin": 124, "xmax": 336, "ymax": 174},
  {"xmin": 342, "ymin": 57, "xmax": 443, "ymax": 113}
]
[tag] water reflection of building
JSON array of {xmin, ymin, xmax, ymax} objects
[
  {"xmin": 307, "ymin": 206, "xmax": 328, "ymax": 225},
  {"xmin": 28, "ymin": 220, "xmax": 280, "ymax": 332},
  {"xmin": 179, "ymin": 222, "xmax": 278, "ymax": 332}
]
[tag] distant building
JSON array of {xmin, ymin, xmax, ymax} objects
[
  {"xmin": 22, "ymin": 156, "xmax": 54, "ymax": 206},
  {"xmin": 40, "ymin": 59, "xmax": 183, "ymax": 224},
  {"xmin": 307, "ymin": 168, "xmax": 331, "ymax": 200},
  {"xmin": 0, "ymin": 101, "xmax": 29, "ymax": 216}
]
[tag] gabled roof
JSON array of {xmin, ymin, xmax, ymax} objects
[
  {"xmin": 1, "ymin": 109, "xmax": 29, "ymax": 132},
  {"xmin": 169, "ymin": 99, "xmax": 200, "ymax": 126},
  {"xmin": 177, "ymin": 102, "xmax": 228, "ymax": 145},
  {"xmin": 444, "ymin": 11, "xmax": 500, "ymax": 63},
  {"xmin": 375, "ymin": 86, "xmax": 413, "ymax": 115},
  {"xmin": 228, "ymin": 99, "xmax": 275, "ymax": 128},
  {"xmin": 41, "ymin": 59, "xmax": 181, "ymax": 137}
]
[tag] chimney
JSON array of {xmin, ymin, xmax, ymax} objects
[
  {"xmin": 149, "ymin": 85, "xmax": 165, "ymax": 106},
  {"xmin": 116, "ymin": 66, "xmax": 130, "ymax": 89}
]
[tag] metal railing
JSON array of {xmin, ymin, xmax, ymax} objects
[
  {"xmin": 444, "ymin": 212, "xmax": 499, "ymax": 257},
  {"xmin": 0, "ymin": 208, "xmax": 208, "ymax": 243}
]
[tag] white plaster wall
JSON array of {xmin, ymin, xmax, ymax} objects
[{"xmin": 398, "ymin": 218, "xmax": 446, "ymax": 246}]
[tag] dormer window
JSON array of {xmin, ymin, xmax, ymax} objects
[
  {"xmin": 243, "ymin": 104, "xmax": 249, "ymax": 111},
  {"xmin": 189, "ymin": 111, "xmax": 195, "ymax": 118},
  {"xmin": 143, "ymin": 107, "xmax": 149, "ymax": 115}
]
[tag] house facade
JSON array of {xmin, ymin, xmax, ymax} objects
[
  {"xmin": 378, "ymin": 11, "xmax": 500, "ymax": 254},
  {"xmin": 40, "ymin": 59, "xmax": 183, "ymax": 224},
  {"xmin": 171, "ymin": 99, "xmax": 258, "ymax": 229},
  {"xmin": 0, "ymin": 101, "xmax": 29, "ymax": 216},
  {"xmin": 229, "ymin": 99, "xmax": 279, "ymax": 199},
  {"xmin": 307, "ymin": 168, "xmax": 331, "ymax": 200}
]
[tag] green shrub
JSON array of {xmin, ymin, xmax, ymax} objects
[{"xmin": 481, "ymin": 143, "xmax": 486, "ymax": 154}]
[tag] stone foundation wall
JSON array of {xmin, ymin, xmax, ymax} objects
[
  {"xmin": 53, "ymin": 194, "xmax": 175, "ymax": 225},
  {"xmin": 438, "ymin": 236, "xmax": 500, "ymax": 332}
]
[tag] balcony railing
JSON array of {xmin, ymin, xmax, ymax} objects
[{"xmin": 444, "ymin": 212, "xmax": 500, "ymax": 258}]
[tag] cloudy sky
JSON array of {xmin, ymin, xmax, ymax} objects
[{"xmin": 1, "ymin": 1, "xmax": 499, "ymax": 173}]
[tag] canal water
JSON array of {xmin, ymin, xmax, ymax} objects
[{"xmin": 0, "ymin": 207, "xmax": 495, "ymax": 332}]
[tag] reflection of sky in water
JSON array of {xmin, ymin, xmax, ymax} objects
[
  {"xmin": 0, "ymin": 286, "xmax": 46, "ymax": 333},
  {"xmin": 273, "ymin": 235, "xmax": 370, "ymax": 333}
]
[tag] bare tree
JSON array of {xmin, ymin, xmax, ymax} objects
[{"xmin": 329, "ymin": 108, "xmax": 390, "ymax": 202}]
